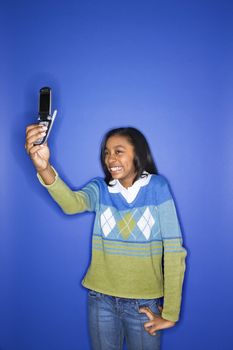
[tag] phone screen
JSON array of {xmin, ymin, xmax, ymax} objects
[{"xmin": 39, "ymin": 88, "xmax": 51, "ymax": 115}]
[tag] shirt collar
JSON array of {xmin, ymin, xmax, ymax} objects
[{"xmin": 108, "ymin": 172, "xmax": 152, "ymax": 203}]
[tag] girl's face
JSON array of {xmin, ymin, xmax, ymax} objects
[{"xmin": 104, "ymin": 135, "xmax": 136, "ymax": 188}]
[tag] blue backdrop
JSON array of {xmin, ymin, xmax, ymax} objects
[{"xmin": 1, "ymin": 0, "xmax": 233, "ymax": 349}]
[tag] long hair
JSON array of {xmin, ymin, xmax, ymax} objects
[{"xmin": 100, "ymin": 127, "xmax": 158, "ymax": 185}]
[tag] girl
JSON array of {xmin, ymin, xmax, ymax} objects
[{"xmin": 25, "ymin": 125, "xmax": 186, "ymax": 350}]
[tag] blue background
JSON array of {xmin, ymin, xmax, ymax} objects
[{"xmin": 1, "ymin": 0, "xmax": 233, "ymax": 349}]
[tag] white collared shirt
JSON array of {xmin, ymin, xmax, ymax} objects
[{"xmin": 108, "ymin": 172, "xmax": 152, "ymax": 203}]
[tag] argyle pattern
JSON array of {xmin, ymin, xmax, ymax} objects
[
  {"xmin": 100, "ymin": 208, "xmax": 116, "ymax": 236},
  {"xmin": 98, "ymin": 205, "xmax": 160, "ymax": 242},
  {"xmin": 117, "ymin": 212, "xmax": 136, "ymax": 239}
]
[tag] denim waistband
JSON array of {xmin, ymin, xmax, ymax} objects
[{"xmin": 88, "ymin": 289, "xmax": 162, "ymax": 305}]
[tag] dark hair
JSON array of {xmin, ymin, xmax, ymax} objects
[{"xmin": 100, "ymin": 127, "xmax": 158, "ymax": 185}]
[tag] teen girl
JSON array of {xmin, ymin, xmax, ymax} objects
[{"xmin": 25, "ymin": 125, "xmax": 186, "ymax": 350}]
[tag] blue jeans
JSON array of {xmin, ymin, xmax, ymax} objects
[{"xmin": 88, "ymin": 290, "xmax": 161, "ymax": 350}]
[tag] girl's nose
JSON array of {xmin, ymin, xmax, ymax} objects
[{"xmin": 108, "ymin": 153, "xmax": 117, "ymax": 162}]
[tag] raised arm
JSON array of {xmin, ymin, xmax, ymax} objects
[
  {"xmin": 25, "ymin": 124, "xmax": 99, "ymax": 214},
  {"xmin": 25, "ymin": 124, "xmax": 56, "ymax": 185}
]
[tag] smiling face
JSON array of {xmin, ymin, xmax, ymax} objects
[{"xmin": 104, "ymin": 135, "xmax": 137, "ymax": 188}]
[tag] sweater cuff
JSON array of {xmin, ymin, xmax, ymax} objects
[
  {"xmin": 37, "ymin": 166, "xmax": 58, "ymax": 188},
  {"xmin": 161, "ymin": 311, "xmax": 179, "ymax": 323}
]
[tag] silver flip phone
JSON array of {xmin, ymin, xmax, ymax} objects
[{"xmin": 34, "ymin": 87, "xmax": 57, "ymax": 145}]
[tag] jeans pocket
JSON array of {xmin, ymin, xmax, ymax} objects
[
  {"xmin": 137, "ymin": 298, "xmax": 158, "ymax": 308},
  {"xmin": 137, "ymin": 298, "xmax": 161, "ymax": 316}
]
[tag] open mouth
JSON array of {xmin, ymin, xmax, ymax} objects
[{"xmin": 109, "ymin": 166, "xmax": 123, "ymax": 173}]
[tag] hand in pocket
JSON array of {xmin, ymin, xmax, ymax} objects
[{"xmin": 139, "ymin": 306, "xmax": 175, "ymax": 336}]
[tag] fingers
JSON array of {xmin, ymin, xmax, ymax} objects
[
  {"xmin": 25, "ymin": 124, "xmax": 47, "ymax": 153},
  {"xmin": 25, "ymin": 124, "xmax": 44, "ymax": 146},
  {"xmin": 139, "ymin": 307, "xmax": 159, "ymax": 336},
  {"xmin": 28, "ymin": 144, "xmax": 44, "ymax": 156},
  {"xmin": 26, "ymin": 124, "xmax": 47, "ymax": 142},
  {"xmin": 26, "ymin": 124, "xmax": 39, "ymax": 133},
  {"xmin": 139, "ymin": 307, "xmax": 155, "ymax": 321},
  {"xmin": 144, "ymin": 320, "xmax": 158, "ymax": 333},
  {"xmin": 144, "ymin": 314, "xmax": 160, "ymax": 328},
  {"xmin": 139, "ymin": 306, "xmax": 166, "ymax": 336},
  {"xmin": 139, "ymin": 305, "xmax": 176, "ymax": 337}
]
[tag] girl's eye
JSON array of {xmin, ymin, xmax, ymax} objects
[{"xmin": 116, "ymin": 150, "xmax": 123, "ymax": 154}]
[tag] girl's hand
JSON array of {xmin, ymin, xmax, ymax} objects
[
  {"xmin": 25, "ymin": 124, "xmax": 50, "ymax": 172},
  {"xmin": 139, "ymin": 306, "xmax": 175, "ymax": 336}
]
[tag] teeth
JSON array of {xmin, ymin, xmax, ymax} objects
[{"xmin": 110, "ymin": 166, "xmax": 122, "ymax": 172}]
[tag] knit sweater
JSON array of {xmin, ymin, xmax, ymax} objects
[{"xmin": 38, "ymin": 169, "xmax": 187, "ymax": 322}]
